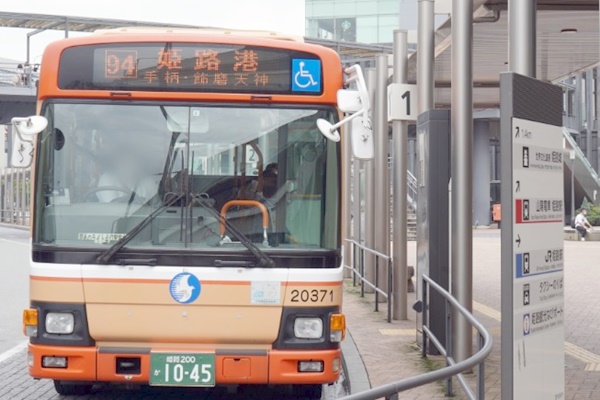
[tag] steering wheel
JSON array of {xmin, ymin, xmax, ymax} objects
[{"xmin": 83, "ymin": 186, "xmax": 135, "ymax": 202}]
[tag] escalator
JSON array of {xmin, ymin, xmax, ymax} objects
[{"xmin": 563, "ymin": 127, "xmax": 600, "ymax": 220}]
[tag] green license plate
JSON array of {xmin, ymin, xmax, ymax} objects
[{"xmin": 150, "ymin": 353, "xmax": 215, "ymax": 387}]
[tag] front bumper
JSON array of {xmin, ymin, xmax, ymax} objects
[{"xmin": 28, "ymin": 343, "xmax": 341, "ymax": 385}]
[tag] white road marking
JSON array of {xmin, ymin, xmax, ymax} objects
[
  {"xmin": 473, "ymin": 301, "xmax": 600, "ymax": 368},
  {"xmin": 0, "ymin": 238, "xmax": 29, "ymax": 246},
  {"xmin": 0, "ymin": 341, "xmax": 28, "ymax": 365},
  {"xmin": 379, "ymin": 329, "xmax": 415, "ymax": 336}
]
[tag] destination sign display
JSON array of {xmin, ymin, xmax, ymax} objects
[{"xmin": 58, "ymin": 43, "xmax": 323, "ymax": 94}]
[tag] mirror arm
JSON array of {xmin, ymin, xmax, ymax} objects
[{"xmin": 326, "ymin": 108, "xmax": 365, "ymax": 134}]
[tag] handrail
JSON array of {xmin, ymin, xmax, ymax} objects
[
  {"xmin": 339, "ymin": 273, "xmax": 493, "ymax": 400},
  {"xmin": 344, "ymin": 238, "xmax": 393, "ymax": 322}
]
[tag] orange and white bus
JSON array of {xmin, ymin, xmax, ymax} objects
[{"xmin": 13, "ymin": 28, "xmax": 371, "ymax": 397}]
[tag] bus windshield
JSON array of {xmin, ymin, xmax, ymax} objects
[{"xmin": 33, "ymin": 102, "xmax": 340, "ymax": 253}]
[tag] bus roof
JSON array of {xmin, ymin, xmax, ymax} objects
[{"xmin": 93, "ymin": 27, "xmax": 305, "ymax": 43}]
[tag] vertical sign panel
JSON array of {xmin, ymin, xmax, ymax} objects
[
  {"xmin": 501, "ymin": 73, "xmax": 564, "ymax": 400},
  {"xmin": 511, "ymin": 118, "xmax": 564, "ymax": 399}
]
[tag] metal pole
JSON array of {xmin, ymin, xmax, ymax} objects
[
  {"xmin": 392, "ymin": 30, "xmax": 409, "ymax": 320},
  {"xmin": 20, "ymin": 168, "xmax": 25, "ymax": 225},
  {"xmin": 418, "ymin": 0, "xmax": 435, "ymax": 113},
  {"xmin": 374, "ymin": 54, "xmax": 390, "ymax": 295},
  {"xmin": 596, "ymin": 67, "xmax": 600, "ymax": 139},
  {"xmin": 343, "ymin": 110, "xmax": 353, "ymax": 277},
  {"xmin": 375, "ymin": 257, "xmax": 380, "ymax": 311},
  {"xmin": 9, "ymin": 167, "xmax": 13, "ymax": 223},
  {"xmin": 451, "ymin": 0, "xmax": 474, "ymax": 363},
  {"xmin": 571, "ymin": 151, "xmax": 576, "ymax": 217},
  {"xmin": 586, "ymin": 69, "xmax": 596, "ymax": 171},
  {"xmin": 508, "ymin": 0, "xmax": 536, "ymax": 77},
  {"xmin": 364, "ymin": 68, "xmax": 377, "ymax": 292},
  {"xmin": 352, "ymin": 158, "xmax": 361, "ymax": 244}
]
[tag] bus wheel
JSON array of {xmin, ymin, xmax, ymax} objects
[
  {"xmin": 292, "ymin": 384, "xmax": 323, "ymax": 399},
  {"xmin": 53, "ymin": 380, "xmax": 93, "ymax": 395}
]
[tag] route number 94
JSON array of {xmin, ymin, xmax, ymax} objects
[{"xmin": 290, "ymin": 289, "xmax": 334, "ymax": 303}]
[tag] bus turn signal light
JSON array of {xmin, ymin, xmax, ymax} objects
[
  {"xmin": 23, "ymin": 308, "xmax": 38, "ymax": 337},
  {"xmin": 330, "ymin": 314, "xmax": 345, "ymax": 342}
]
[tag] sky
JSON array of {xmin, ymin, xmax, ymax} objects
[{"xmin": 0, "ymin": 0, "xmax": 305, "ymax": 63}]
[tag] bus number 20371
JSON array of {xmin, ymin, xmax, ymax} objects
[{"xmin": 290, "ymin": 289, "xmax": 334, "ymax": 303}]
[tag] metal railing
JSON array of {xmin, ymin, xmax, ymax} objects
[
  {"xmin": 0, "ymin": 62, "xmax": 39, "ymax": 88},
  {"xmin": 0, "ymin": 168, "xmax": 31, "ymax": 226},
  {"xmin": 407, "ymin": 169, "xmax": 418, "ymax": 211},
  {"xmin": 344, "ymin": 238, "xmax": 393, "ymax": 323},
  {"xmin": 340, "ymin": 273, "xmax": 493, "ymax": 400}
]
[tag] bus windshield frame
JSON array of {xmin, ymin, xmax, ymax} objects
[{"xmin": 32, "ymin": 100, "xmax": 341, "ymax": 265}]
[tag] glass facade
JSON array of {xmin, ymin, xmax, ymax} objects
[{"xmin": 305, "ymin": 0, "xmax": 417, "ymax": 44}]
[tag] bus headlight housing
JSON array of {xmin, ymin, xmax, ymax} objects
[
  {"xmin": 294, "ymin": 317, "xmax": 323, "ymax": 339},
  {"xmin": 23, "ymin": 308, "xmax": 38, "ymax": 337},
  {"xmin": 45, "ymin": 312, "xmax": 74, "ymax": 334},
  {"xmin": 330, "ymin": 313, "xmax": 345, "ymax": 342}
]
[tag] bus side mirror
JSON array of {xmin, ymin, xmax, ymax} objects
[
  {"xmin": 316, "ymin": 64, "xmax": 374, "ymax": 160},
  {"xmin": 10, "ymin": 116, "xmax": 47, "ymax": 168}
]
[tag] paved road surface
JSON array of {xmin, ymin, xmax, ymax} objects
[
  {"xmin": 0, "ymin": 225, "xmax": 347, "ymax": 399},
  {"xmin": 0, "ymin": 226, "xmax": 29, "ymax": 355}
]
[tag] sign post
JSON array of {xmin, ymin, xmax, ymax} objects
[{"xmin": 500, "ymin": 72, "xmax": 564, "ymax": 400}]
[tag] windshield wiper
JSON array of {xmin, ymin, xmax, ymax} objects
[
  {"xmin": 96, "ymin": 193, "xmax": 184, "ymax": 264},
  {"xmin": 191, "ymin": 194, "xmax": 275, "ymax": 268}
]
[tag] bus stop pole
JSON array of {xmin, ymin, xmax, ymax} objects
[
  {"xmin": 451, "ymin": 0, "xmax": 474, "ymax": 363},
  {"xmin": 374, "ymin": 55, "xmax": 390, "ymax": 295},
  {"xmin": 417, "ymin": 0, "xmax": 435, "ymax": 113},
  {"xmin": 364, "ymin": 67, "xmax": 377, "ymax": 292},
  {"xmin": 343, "ymin": 107, "xmax": 353, "ymax": 278},
  {"xmin": 352, "ymin": 158, "xmax": 361, "ymax": 247},
  {"xmin": 509, "ymin": 0, "xmax": 536, "ymax": 77},
  {"xmin": 392, "ymin": 30, "xmax": 409, "ymax": 320}
]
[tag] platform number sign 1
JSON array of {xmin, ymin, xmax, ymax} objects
[{"xmin": 387, "ymin": 83, "xmax": 417, "ymax": 122}]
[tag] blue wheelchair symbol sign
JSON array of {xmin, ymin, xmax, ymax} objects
[{"xmin": 292, "ymin": 59, "xmax": 321, "ymax": 93}]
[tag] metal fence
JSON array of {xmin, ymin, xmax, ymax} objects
[
  {"xmin": 344, "ymin": 238, "xmax": 393, "ymax": 322},
  {"xmin": 0, "ymin": 168, "xmax": 31, "ymax": 226},
  {"xmin": 341, "ymin": 241, "xmax": 493, "ymax": 400}
]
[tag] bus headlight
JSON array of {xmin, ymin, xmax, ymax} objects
[
  {"xmin": 294, "ymin": 317, "xmax": 323, "ymax": 339},
  {"xmin": 45, "ymin": 312, "xmax": 74, "ymax": 334}
]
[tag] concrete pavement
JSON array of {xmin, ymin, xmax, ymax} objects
[{"xmin": 343, "ymin": 229, "xmax": 600, "ymax": 399}]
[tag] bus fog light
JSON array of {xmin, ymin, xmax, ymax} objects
[
  {"xmin": 298, "ymin": 361, "xmax": 324, "ymax": 372},
  {"xmin": 294, "ymin": 317, "xmax": 323, "ymax": 339},
  {"xmin": 45, "ymin": 312, "xmax": 74, "ymax": 334},
  {"xmin": 42, "ymin": 356, "xmax": 67, "ymax": 368},
  {"xmin": 27, "ymin": 352, "xmax": 34, "ymax": 367}
]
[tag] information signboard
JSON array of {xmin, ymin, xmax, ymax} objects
[
  {"xmin": 510, "ymin": 117, "xmax": 564, "ymax": 399},
  {"xmin": 500, "ymin": 73, "xmax": 564, "ymax": 400}
]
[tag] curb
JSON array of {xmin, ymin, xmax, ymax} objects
[
  {"xmin": 341, "ymin": 328, "xmax": 371, "ymax": 395},
  {"xmin": 0, "ymin": 223, "xmax": 28, "ymax": 231}
]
